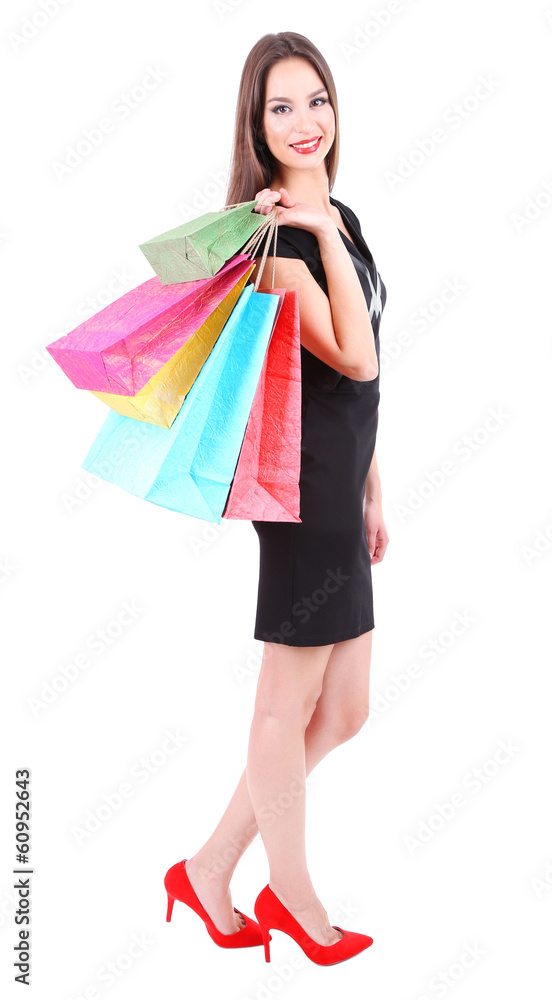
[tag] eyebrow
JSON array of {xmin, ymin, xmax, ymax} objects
[{"xmin": 266, "ymin": 87, "xmax": 328, "ymax": 105}]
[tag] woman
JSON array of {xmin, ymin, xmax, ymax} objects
[{"xmin": 165, "ymin": 31, "xmax": 389, "ymax": 967}]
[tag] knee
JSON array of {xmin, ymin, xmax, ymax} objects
[
  {"xmin": 332, "ymin": 703, "xmax": 370, "ymax": 744},
  {"xmin": 254, "ymin": 689, "xmax": 320, "ymax": 731}
]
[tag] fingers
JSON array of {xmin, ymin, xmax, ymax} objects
[
  {"xmin": 253, "ymin": 188, "xmax": 282, "ymax": 214},
  {"xmin": 277, "ymin": 186, "xmax": 295, "ymax": 207}
]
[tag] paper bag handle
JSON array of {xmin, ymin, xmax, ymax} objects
[{"xmin": 220, "ymin": 199, "xmax": 279, "ymax": 291}]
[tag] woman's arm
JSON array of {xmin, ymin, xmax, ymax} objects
[
  {"xmin": 364, "ymin": 449, "xmax": 382, "ymax": 504},
  {"xmin": 363, "ymin": 451, "xmax": 389, "ymax": 563},
  {"xmin": 250, "ymin": 188, "xmax": 379, "ymax": 381},
  {"xmin": 313, "ymin": 217, "xmax": 378, "ymax": 381}
]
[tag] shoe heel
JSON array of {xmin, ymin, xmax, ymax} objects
[
  {"xmin": 259, "ymin": 921, "xmax": 271, "ymax": 962},
  {"xmin": 166, "ymin": 892, "xmax": 175, "ymax": 922}
]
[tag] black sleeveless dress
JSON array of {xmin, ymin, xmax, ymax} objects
[{"xmin": 250, "ymin": 196, "xmax": 387, "ymax": 646}]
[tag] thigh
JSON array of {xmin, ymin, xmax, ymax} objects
[
  {"xmin": 316, "ymin": 629, "xmax": 373, "ymax": 718},
  {"xmin": 254, "ymin": 641, "xmax": 335, "ymax": 721}
]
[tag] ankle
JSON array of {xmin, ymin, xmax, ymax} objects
[
  {"xmin": 187, "ymin": 853, "xmax": 233, "ymax": 887},
  {"xmin": 269, "ymin": 878, "xmax": 317, "ymax": 910}
]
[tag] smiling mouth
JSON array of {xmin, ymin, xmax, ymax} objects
[{"xmin": 289, "ymin": 135, "xmax": 323, "ymax": 153}]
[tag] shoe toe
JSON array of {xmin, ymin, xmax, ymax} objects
[{"xmin": 338, "ymin": 927, "xmax": 373, "ymax": 949}]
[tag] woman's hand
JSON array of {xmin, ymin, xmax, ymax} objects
[
  {"xmin": 363, "ymin": 498, "xmax": 389, "ymax": 564},
  {"xmin": 253, "ymin": 187, "xmax": 332, "ymax": 237}
]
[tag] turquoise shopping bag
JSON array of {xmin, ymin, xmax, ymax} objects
[{"xmin": 81, "ymin": 283, "xmax": 279, "ymax": 522}]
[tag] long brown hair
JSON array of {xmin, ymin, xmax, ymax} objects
[{"xmin": 225, "ymin": 32, "xmax": 340, "ymax": 207}]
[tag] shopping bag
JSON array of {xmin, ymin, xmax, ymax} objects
[
  {"xmin": 222, "ymin": 288, "xmax": 302, "ymax": 522},
  {"xmin": 89, "ymin": 262, "xmax": 254, "ymax": 428},
  {"xmin": 45, "ymin": 255, "xmax": 254, "ymax": 395},
  {"xmin": 138, "ymin": 200, "xmax": 265, "ymax": 284},
  {"xmin": 81, "ymin": 282, "xmax": 280, "ymax": 522}
]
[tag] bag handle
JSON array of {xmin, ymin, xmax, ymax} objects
[{"xmin": 220, "ymin": 199, "xmax": 279, "ymax": 291}]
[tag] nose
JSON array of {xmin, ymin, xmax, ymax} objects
[{"xmin": 295, "ymin": 108, "xmax": 318, "ymax": 134}]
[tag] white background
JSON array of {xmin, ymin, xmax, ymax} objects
[{"xmin": 1, "ymin": 0, "xmax": 551, "ymax": 996}]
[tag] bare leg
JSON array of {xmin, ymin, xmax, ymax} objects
[
  {"xmin": 186, "ymin": 631, "xmax": 372, "ymax": 937},
  {"xmin": 246, "ymin": 640, "xmax": 337, "ymax": 943}
]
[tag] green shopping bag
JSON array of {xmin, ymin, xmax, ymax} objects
[{"xmin": 138, "ymin": 200, "xmax": 266, "ymax": 284}]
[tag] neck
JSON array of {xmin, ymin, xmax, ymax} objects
[{"xmin": 270, "ymin": 165, "xmax": 333, "ymax": 214}]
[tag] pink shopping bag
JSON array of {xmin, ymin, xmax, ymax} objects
[{"xmin": 46, "ymin": 255, "xmax": 254, "ymax": 395}]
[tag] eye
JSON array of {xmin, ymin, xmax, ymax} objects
[{"xmin": 272, "ymin": 97, "xmax": 328, "ymax": 114}]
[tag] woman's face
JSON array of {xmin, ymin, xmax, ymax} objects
[{"xmin": 261, "ymin": 57, "xmax": 335, "ymax": 176}]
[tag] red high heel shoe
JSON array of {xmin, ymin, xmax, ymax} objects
[
  {"xmin": 254, "ymin": 884, "xmax": 373, "ymax": 966},
  {"xmin": 164, "ymin": 859, "xmax": 271, "ymax": 949}
]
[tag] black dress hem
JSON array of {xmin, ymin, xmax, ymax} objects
[{"xmin": 253, "ymin": 620, "xmax": 375, "ymax": 648}]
